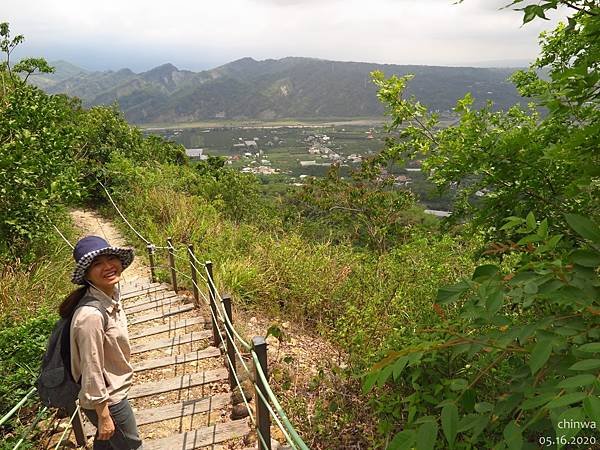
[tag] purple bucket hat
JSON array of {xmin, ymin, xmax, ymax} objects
[{"xmin": 71, "ymin": 236, "xmax": 134, "ymax": 285}]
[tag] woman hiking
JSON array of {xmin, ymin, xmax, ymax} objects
[{"xmin": 58, "ymin": 235, "xmax": 143, "ymax": 450}]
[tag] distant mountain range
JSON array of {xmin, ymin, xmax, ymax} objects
[{"xmin": 29, "ymin": 57, "xmax": 526, "ymax": 124}]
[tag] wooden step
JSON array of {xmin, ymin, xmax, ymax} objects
[
  {"xmin": 120, "ymin": 280, "xmax": 160, "ymax": 291},
  {"xmin": 125, "ymin": 290, "xmax": 178, "ymax": 308},
  {"xmin": 125, "ymin": 294, "xmax": 183, "ymax": 314},
  {"xmin": 122, "ymin": 284, "xmax": 171, "ymax": 300},
  {"xmin": 137, "ymin": 393, "xmax": 230, "ymax": 426},
  {"xmin": 131, "ymin": 330, "xmax": 212, "ymax": 354},
  {"xmin": 129, "ymin": 368, "xmax": 228, "ymax": 399},
  {"xmin": 84, "ymin": 394, "xmax": 231, "ymax": 436},
  {"xmin": 120, "ymin": 281, "xmax": 163, "ymax": 296},
  {"xmin": 129, "ymin": 317, "xmax": 206, "ymax": 340},
  {"xmin": 120, "ymin": 281, "xmax": 160, "ymax": 293},
  {"xmin": 129, "ymin": 304, "xmax": 195, "ymax": 326},
  {"xmin": 133, "ymin": 347, "xmax": 221, "ymax": 372},
  {"xmin": 143, "ymin": 419, "xmax": 250, "ymax": 450}
]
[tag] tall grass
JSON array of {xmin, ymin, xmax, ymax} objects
[
  {"xmin": 0, "ymin": 241, "xmax": 73, "ymax": 325},
  {"xmin": 0, "ymin": 234, "xmax": 75, "ymax": 446},
  {"xmin": 103, "ymin": 160, "xmax": 479, "ymax": 447}
]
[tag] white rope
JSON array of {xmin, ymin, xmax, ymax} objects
[
  {"xmin": 203, "ymin": 265, "xmax": 252, "ymax": 349},
  {"xmin": 202, "ymin": 276, "xmax": 298, "ymax": 447},
  {"xmin": 52, "ymin": 225, "xmax": 74, "ymax": 250},
  {"xmin": 53, "ymin": 405, "xmax": 80, "ymax": 450},
  {"xmin": 12, "ymin": 406, "xmax": 48, "ymax": 450},
  {"xmin": 253, "ymin": 378, "xmax": 296, "ymax": 447},
  {"xmin": 97, "ymin": 180, "xmax": 150, "ymax": 245},
  {"xmin": 0, "ymin": 387, "xmax": 37, "ymax": 427},
  {"xmin": 251, "ymin": 351, "xmax": 309, "ymax": 450},
  {"xmin": 205, "ymin": 299, "xmax": 256, "ymax": 425}
]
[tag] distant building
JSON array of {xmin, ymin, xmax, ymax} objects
[
  {"xmin": 425, "ymin": 209, "xmax": 451, "ymax": 217},
  {"xmin": 185, "ymin": 148, "xmax": 207, "ymax": 160}
]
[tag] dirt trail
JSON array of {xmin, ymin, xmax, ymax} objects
[
  {"xmin": 69, "ymin": 207, "xmax": 344, "ymax": 448},
  {"xmin": 69, "ymin": 208, "xmax": 149, "ymax": 284}
]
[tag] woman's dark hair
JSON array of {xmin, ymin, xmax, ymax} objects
[{"xmin": 58, "ymin": 286, "xmax": 87, "ymax": 318}]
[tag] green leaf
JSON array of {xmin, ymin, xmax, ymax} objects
[
  {"xmin": 392, "ymin": 356, "xmax": 409, "ymax": 380},
  {"xmin": 570, "ymin": 250, "xmax": 600, "ymax": 267},
  {"xmin": 485, "ymin": 290, "xmax": 504, "ymax": 314},
  {"xmin": 526, "ymin": 211, "xmax": 536, "ymax": 230},
  {"xmin": 469, "ymin": 415, "xmax": 489, "ymax": 440},
  {"xmin": 521, "ymin": 393, "xmax": 554, "ymax": 410},
  {"xmin": 416, "ymin": 421, "xmax": 438, "ymax": 450},
  {"xmin": 389, "ymin": 429, "xmax": 416, "ymax": 450},
  {"xmin": 546, "ymin": 392, "xmax": 587, "ymax": 409},
  {"xmin": 537, "ymin": 219, "xmax": 548, "ymax": 239},
  {"xmin": 517, "ymin": 234, "xmax": 542, "ymax": 245},
  {"xmin": 449, "ymin": 378, "xmax": 468, "ymax": 391},
  {"xmin": 472, "ymin": 264, "xmax": 500, "ymax": 281},
  {"xmin": 557, "ymin": 374, "xmax": 597, "ymax": 389},
  {"xmin": 555, "ymin": 407, "xmax": 585, "ymax": 448},
  {"xmin": 578, "ymin": 343, "xmax": 600, "ymax": 353},
  {"xmin": 441, "ymin": 404, "xmax": 458, "ymax": 448},
  {"xmin": 503, "ymin": 421, "xmax": 523, "ymax": 450},
  {"xmin": 565, "ymin": 214, "xmax": 600, "ymax": 243},
  {"xmin": 437, "ymin": 280, "xmax": 470, "ymax": 304},
  {"xmin": 362, "ymin": 372, "xmax": 378, "ymax": 393},
  {"xmin": 474, "ymin": 402, "xmax": 494, "ymax": 413},
  {"xmin": 583, "ymin": 395, "xmax": 600, "ymax": 424},
  {"xmin": 542, "ymin": 234, "xmax": 563, "ymax": 251},
  {"xmin": 377, "ymin": 364, "xmax": 394, "ymax": 387},
  {"xmin": 569, "ymin": 359, "xmax": 600, "ymax": 371},
  {"xmin": 265, "ymin": 324, "xmax": 284, "ymax": 342},
  {"xmin": 501, "ymin": 216, "xmax": 525, "ymax": 230},
  {"xmin": 457, "ymin": 414, "xmax": 482, "ymax": 432},
  {"xmin": 529, "ymin": 341, "xmax": 552, "ymax": 374}
]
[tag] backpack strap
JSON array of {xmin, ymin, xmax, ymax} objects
[{"xmin": 75, "ymin": 295, "xmax": 110, "ymax": 331}]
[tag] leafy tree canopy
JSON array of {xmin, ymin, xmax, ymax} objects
[{"xmin": 365, "ymin": 1, "xmax": 600, "ymax": 448}]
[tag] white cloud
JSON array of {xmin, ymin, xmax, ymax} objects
[{"xmin": 3, "ymin": 0, "xmax": 568, "ymax": 71}]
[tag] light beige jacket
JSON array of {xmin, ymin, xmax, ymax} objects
[{"xmin": 70, "ymin": 285, "xmax": 133, "ymax": 410}]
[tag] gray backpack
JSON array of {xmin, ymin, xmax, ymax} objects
[{"xmin": 37, "ymin": 296, "xmax": 108, "ymax": 409}]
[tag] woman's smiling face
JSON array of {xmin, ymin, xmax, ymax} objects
[{"xmin": 85, "ymin": 254, "xmax": 123, "ymax": 293}]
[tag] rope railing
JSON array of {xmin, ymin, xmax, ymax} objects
[
  {"xmin": 203, "ymin": 264, "xmax": 252, "ymax": 349},
  {"xmin": 97, "ymin": 180, "xmax": 151, "ymax": 245},
  {"xmin": 53, "ymin": 405, "xmax": 80, "ymax": 450},
  {"xmin": 51, "ymin": 187, "xmax": 310, "ymax": 449},
  {"xmin": 0, "ymin": 387, "xmax": 37, "ymax": 427},
  {"xmin": 179, "ymin": 253, "xmax": 307, "ymax": 449},
  {"xmin": 200, "ymin": 263, "xmax": 308, "ymax": 449},
  {"xmin": 200, "ymin": 275, "xmax": 272, "ymax": 450},
  {"xmin": 12, "ymin": 405, "xmax": 48, "ymax": 450},
  {"xmin": 52, "ymin": 225, "xmax": 75, "ymax": 250},
  {"xmin": 251, "ymin": 350, "xmax": 309, "ymax": 450}
]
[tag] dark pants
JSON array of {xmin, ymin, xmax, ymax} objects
[{"xmin": 83, "ymin": 399, "xmax": 143, "ymax": 450}]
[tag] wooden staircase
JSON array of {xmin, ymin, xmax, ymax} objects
[{"xmin": 82, "ymin": 279, "xmax": 251, "ymax": 449}]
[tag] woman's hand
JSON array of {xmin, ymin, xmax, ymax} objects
[{"xmin": 95, "ymin": 402, "xmax": 115, "ymax": 440}]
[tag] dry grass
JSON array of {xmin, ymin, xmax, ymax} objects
[{"xmin": 0, "ymin": 244, "xmax": 73, "ymax": 323}]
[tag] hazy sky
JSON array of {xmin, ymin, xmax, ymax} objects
[{"xmin": 4, "ymin": 0, "xmax": 568, "ymax": 72}]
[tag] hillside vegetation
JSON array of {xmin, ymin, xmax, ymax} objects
[
  {"xmin": 1, "ymin": 1, "xmax": 599, "ymax": 448},
  {"xmin": 30, "ymin": 57, "xmax": 524, "ymax": 124}
]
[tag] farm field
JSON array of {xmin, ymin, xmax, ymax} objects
[{"xmin": 145, "ymin": 123, "xmax": 453, "ymax": 210}]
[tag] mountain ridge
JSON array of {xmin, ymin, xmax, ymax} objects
[{"xmin": 30, "ymin": 57, "xmax": 526, "ymax": 124}]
